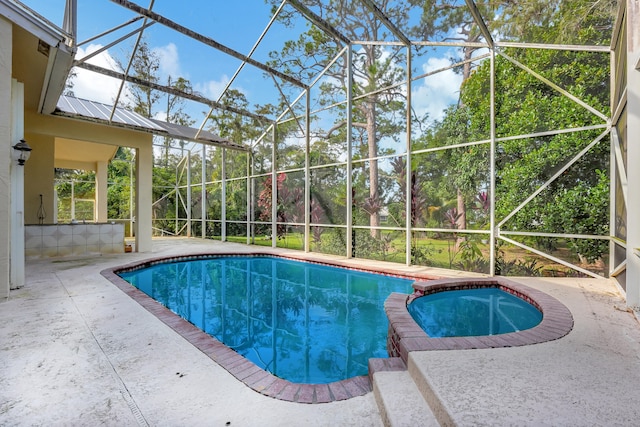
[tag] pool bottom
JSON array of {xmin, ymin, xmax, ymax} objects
[{"xmin": 385, "ymin": 277, "xmax": 574, "ymax": 362}]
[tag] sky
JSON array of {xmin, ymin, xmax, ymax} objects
[{"xmin": 20, "ymin": 0, "xmax": 466, "ymax": 136}]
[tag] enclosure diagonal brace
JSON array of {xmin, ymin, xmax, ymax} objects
[
  {"xmin": 109, "ymin": 0, "xmax": 307, "ymax": 89},
  {"xmin": 499, "ymin": 235, "xmax": 603, "ymax": 279},
  {"xmin": 359, "ymin": 0, "xmax": 411, "ymax": 46},
  {"xmin": 498, "ymin": 50, "xmax": 609, "ymax": 122},
  {"xmin": 73, "ymin": 62, "xmax": 268, "ymax": 123},
  {"xmin": 271, "ymin": 75, "xmax": 305, "ymax": 136},
  {"xmin": 498, "ymin": 128, "xmax": 610, "ymax": 228},
  {"xmin": 74, "ymin": 21, "xmax": 155, "ymax": 65},
  {"xmin": 196, "ymin": 0, "xmax": 288, "ymax": 140},
  {"xmin": 464, "ymin": 0, "xmax": 494, "ymax": 47},
  {"xmin": 77, "ymin": 15, "xmax": 144, "ymax": 47},
  {"xmin": 287, "ymin": 0, "xmax": 350, "ymax": 46}
]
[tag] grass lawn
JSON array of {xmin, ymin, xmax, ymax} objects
[
  {"xmin": 227, "ymin": 232, "xmax": 476, "ymax": 268},
  {"xmin": 214, "ymin": 231, "xmax": 605, "ymax": 277}
]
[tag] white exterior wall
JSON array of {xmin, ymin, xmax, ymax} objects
[{"xmin": 626, "ymin": 0, "xmax": 640, "ymax": 307}]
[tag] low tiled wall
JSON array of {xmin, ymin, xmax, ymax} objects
[{"xmin": 25, "ymin": 223, "xmax": 125, "ymax": 257}]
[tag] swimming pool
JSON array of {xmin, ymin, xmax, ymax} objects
[{"xmin": 117, "ymin": 255, "xmax": 413, "ymax": 384}]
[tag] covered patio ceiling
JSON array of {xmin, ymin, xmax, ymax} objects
[{"xmin": 54, "ymin": 137, "xmax": 119, "ymax": 168}]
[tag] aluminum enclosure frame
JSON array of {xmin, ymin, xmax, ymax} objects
[{"xmin": 44, "ymin": 1, "xmax": 634, "ymax": 295}]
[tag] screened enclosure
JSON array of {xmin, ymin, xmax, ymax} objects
[{"xmin": 30, "ymin": 0, "xmax": 631, "ymax": 286}]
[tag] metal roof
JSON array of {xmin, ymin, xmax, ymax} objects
[{"xmin": 54, "ymin": 95, "xmax": 246, "ymax": 151}]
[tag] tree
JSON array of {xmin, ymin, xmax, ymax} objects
[
  {"xmin": 107, "ymin": 147, "xmax": 134, "ymax": 221},
  {"xmin": 160, "ymin": 76, "xmax": 196, "ymax": 166},
  {"xmin": 63, "ymin": 69, "xmax": 77, "ymax": 97},
  {"xmin": 204, "ymin": 90, "xmax": 281, "ymax": 233},
  {"xmin": 119, "ymin": 40, "xmax": 196, "ymax": 166},
  {"xmin": 267, "ymin": 0, "xmax": 413, "ymax": 238},
  {"xmin": 408, "ymin": 0, "xmax": 615, "ymax": 237},
  {"xmin": 438, "ymin": 0, "xmax": 616, "ymax": 267},
  {"xmin": 122, "ymin": 39, "xmax": 161, "ymax": 118},
  {"xmin": 409, "ymin": 0, "xmax": 511, "ymax": 234}
]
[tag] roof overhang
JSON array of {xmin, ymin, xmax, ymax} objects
[
  {"xmin": 0, "ymin": 0, "xmax": 71, "ymax": 47},
  {"xmin": 54, "ymin": 95, "xmax": 246, "ymax": 151},
  {"xmin": 2, "ymin": 0, "xmax": 76, "ymax": 114}
]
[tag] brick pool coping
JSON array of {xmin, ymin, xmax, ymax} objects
[
  {"xmin": 385, "ymin": 277, "xmax": 574, "ymax": 363},
  {"xmin": 101, "ymin": 252, "xmax": 444, "ymax": 404}
]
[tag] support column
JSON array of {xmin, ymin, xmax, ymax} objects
[
  {"xmin": 271, "ymin": 125, "xmax": 277, "ymax": 248},
  {"xmin": 625, "ymin": 0, "xmax": 640, "ymax": 307},
  {"xmin": 95, "ymin": 160, "xmax": 108, "ymax": 222},
  {"xmin": 246, "ymin": 151, "xmax": 251, "ymax": 244},
  {"xmin": 221, "ymin": 148, "xmax": 226, "ymax": 242},
  {"xmin": 489, "ymin": 48, "xmax": 497, "ymax": 276},
  {"xmin": 405, "ymin": 45, "xmax": 412, "ymax": 266},
  {"xmin": 186, "ymin": 150, "xmax": 192, "ymax": 237},
  {"xmin": 10, "ymin": 80, "xmax": 25, "ymax": 290},
  {"xmin": 135, "ymin": 143, "xmax": 153, "ymax": 252},
  {"xmin": 0, "ymin": 17, "xmax": 11, "ymax": 298},
  {"xmin": 202, "ymin": 144, "xmax": 206, "ymax": 239},
  {"xmin": 346, "ymin": 45, "xmax": 353, "ymax": 259},
  {"xmin": 304, "ymin": 90, "xmax": 310, "ymax": 253}
]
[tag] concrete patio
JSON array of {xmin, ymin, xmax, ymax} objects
[{"xmin": 1, "ymin": 238, "xmax": 639, "ymax": 426}]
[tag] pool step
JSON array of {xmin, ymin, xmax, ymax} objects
[{"xmin": 369, "ymin": 358, "xmax": 440, "ymax": 427}]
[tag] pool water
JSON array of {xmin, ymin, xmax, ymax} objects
[
  {"xmin": 408, "ymin": 288, "xmax": 543, "ymax": 337},
  {"xmin": 118, "ymin": 256, "xmax": 413, "ymax": 384}
]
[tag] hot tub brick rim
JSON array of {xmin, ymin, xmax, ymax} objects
[{"xmin": 388, "ymin": 276, "xmax": 575, "ymax": 363}]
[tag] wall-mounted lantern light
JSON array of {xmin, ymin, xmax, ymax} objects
[{"xmin": 12, "ymin": 139, "xmax": 32, "ymax": 166}]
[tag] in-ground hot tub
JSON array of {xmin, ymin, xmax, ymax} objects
[{"xmin": 385, "ymin": 277, "xmax": 573, "ymax": 362}]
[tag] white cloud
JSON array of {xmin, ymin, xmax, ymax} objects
[
  {"xmin": 153, "ymin": 110, "xmax": 168, "ymax": 121},
  {"xmin": 71, "ymin": 44, "xmax": 131, "ymax": 105},
  {"xmin": 153, "ymin": 43, "xmax": 181, "ymax": 80},
  {"xmin": 195, "ymin": 75, "xmax": 232, "ymax": 100},
  {"xmin": 411, "ymin": 55, "xmax": 463, "ymax": 125}
]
